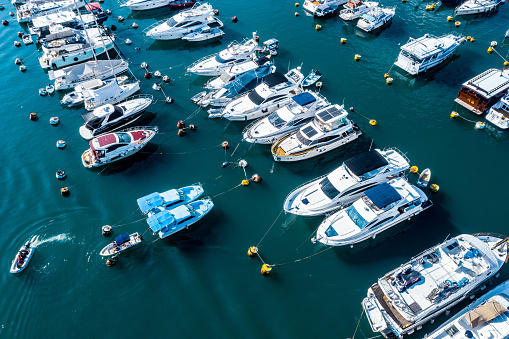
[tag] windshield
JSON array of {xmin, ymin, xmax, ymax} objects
[
  {"xmin": 248, "ymin": 89, "xmax": 265, "ymax": 105},
  {"xmin": 85, "ymin": 116, "xmax": 105, "ymax": 130},
  {"xmin": 344, "ymin": 204, "xmax": 369, "ymax": 228},
  {"xmin": 268, "ymin": 112, "xmax": 286, "ymax": 128},
  {"xmin": 219, "ymin": 72, "xmax": 232, "ymax": 82},
  {"xmin": 165, "ymin": 17, "xmax": 178, "ymax": 27},
  {"xmin": 215, "ymin": 55, "xmax": 235, "ymax": 64},
  {"xmin": 296, "ymin": 130, "xmax": 312, "ymax": 146},
  {"xmin": 319, "ymin": 177, "xmax": 340, "ymax": 199},
  {"xmin": 117, "ymin": 133, "xmax": 131, "ymax": 143}
]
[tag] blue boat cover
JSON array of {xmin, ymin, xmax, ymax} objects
[
  {"xmin": 293, "ymin": 92, "xmax": 316, "ymax": 106},
  {"xmin": 115, "ymin": 232, "xmax": 130, "ymax": 245},
  {"xmin": 137, "ymin": 192, "xmax": 164, "ymax": 214},
  {"xmin": 147, "ymin": 209, "xmax": 175, "ymax": 232},
  {"xmin": 172, "ymin": 205, "xmax": 192, "ymax": 222},
  {"xmin": 224, "ymin": 64, "xmax": 274, "ymax": 98},
  {"xmin": 365, "ymin": 183, "xmax": 401, "ymax": 209}
]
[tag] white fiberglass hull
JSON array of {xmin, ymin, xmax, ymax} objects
[
  {"xmin": 122, "ymin": 0, "xmax": 172, "ymax": 10},
  {"xmin": 455, "ymin": 1, "xmax": 499, "ymax": 15},
  {"xmin": 84, "ymin": 82, "xmax": 141, "ymax": 111},
  {"xmin": 486, "ymin": 110, "xmax": 509, "ymax": 129},
  {"xmin": 54, "ymin": 62, "xmax": 130, "ymax": 91},
  {"xmin": 223, "ymin": 102, "xmax": 290, "ymax": 121},
  {"xmin": 182, "ymin": 31, "xmax": 224, "ymax": 42},
  {"xmin": 357, "ymin": 9, "xmax": 395, "ymax": 32},
  {"xmin": 39, "ymin": 42, "xmax": 115, "ymax": 70}
]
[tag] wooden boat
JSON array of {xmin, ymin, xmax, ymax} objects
[
  {"xmin": 302, "ymin": 70, "xmax": 322, "ymax": 88},
  {"xmin": 10, "ymin": 241, "xmax": 35, "ymax": 274},
  {"xmin": 417, "ymin": 168, "xmax": 430, "ymax": 188}
]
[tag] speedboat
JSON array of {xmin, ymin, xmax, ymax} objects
[
  {"xmin": 169, "ymin": 0, "xmax": 196, "ymax": 8},
  {"xmin": 121, "ymin": 0, "xmax": 172, "ymax": 11},
  {"xmin": 60, "ymin": 76, "xmax": 129, "ymax": 107},
  {"xmin": 204, "ymin": 56, "xmax": 273, "ymax": 91},
  {"xmin": 242, "ymin": 91, "xmax": 330, "ymax": 144},
  {"xmin": 39, "ymin": 27, "xmax": 115, "ymax": 69},
  {"xmin": 283, "ymin": 148, "xmax": 410, "ymax": 216},
  {"xmin": 303, "ymin": 0, "xmax": 345, "ymax": 15},
  {"xmin": 147, "ymin": 198, "xmax": 214, "ymax": 239},
  {"xmin": 271, "ymin": 104, "xmax": 361, "ymax": 162},
  {"xmin": 137, "ymin": 184, "xmax": 204, "ymax": 214},
  {"xmin": 182, "ymin": 26, "xmax": 224, "ymax": 42},
  {"xmin": 81, "ymin": 126, "xmax": 158, "ymax": 167},
  {"xmin": 302, "ymin": 70, "xmax": 322, "ymax": 87},
  {"xmin": 198, "ymin": 63, "xmax": 276, "ymax": 107},
  {"xmin": 84, "ymin": 79, "xmax": 140, "ymax": 111},
  {"xmin": 486, "ymin": 91, "xmax": 509, "ymax": 129},
  {"xmin": 79, "ymin": 95, "xmax": 153, "ymax": 140},
  {"xmin": 362, "ymin": 233, "xmax": 509, "ymax": 339},
  {"xmin": 17, "ymin": 0, "xmax": 85, "ymax": 23},
  {"xmin": 99, "ymin": 232, "xmax": 142, "ymax": 256},
  {"xmin": 187, "ymin": 33, "xmax": 260, "ymax": 76},
  {"xmin": 455, "ymin": 0, "xmax": 501, "ymax": 16},
  {"xmin": 425, "ymin": 278, "xmax": 509, "ymax": 339},
  {"xmin": 50, "ymin": 59, "xmax": 130, "ymax": 90},
  {"xmin": 314, "ymin": 177, "xmax": 431, "ymax": 247},
  {"xmin": 394, "ymin": 33, "xmax": 466, "ymax": 76},
  {"xmin": 144, "ymin": 3, "xmax": 223, "ymax": 40},
  {"xmin": 10, "ymin": 241, "xmax": 35, "ymax": 274},
  {"xmin": 357, "ymin": 6, "xmax": 395, "ymax": 32},
  {"xmin": 215, "ymin": 68, "xmax": 304, "ymax": 121},
  {"xmin": 339, "ymin": 0, "xmax": 378, "ymax": 21}
]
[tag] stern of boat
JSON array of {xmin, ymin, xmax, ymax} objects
[
  {"xmin": 81, "ymin": 149, "xmax": 96, "ymax": 168},
  {"xmin": 363, "ymin": 291, "xmax": 389, "ymax": 334},
  {"xmin": 473, "ymin": 232, "xmax": 509, "ymax": 264}
]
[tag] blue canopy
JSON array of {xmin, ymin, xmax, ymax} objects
[
  {"xmin": 115, "ymin": 232, "xmax": 130, "ymax": 245},
  {"xmin": 293, "ymin": 92, "xmax": 316, "ymax": 106},
  {"xmin": 365, "ymin": 183, "xmax": 401, "ymax": 209},
  {"xmin": 147, "ymin": 209, "xmax": 175, "ymax": 232},
  {"xmin": 137, "ymin": 192, "xmax": 164, "ymax": 214},
  {"xmin": 224, "ymin": 64, "xmax": 274, "ymax": 98}
]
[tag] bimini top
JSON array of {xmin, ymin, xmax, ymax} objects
[
  {"xmin": 293, "ymin": 92, "xmax": 316, "ymax": 106},
  {"xmin": 115, "ymin": 232, "xmax": 130, "ymax": 245},
  {"xmin": 465, "ymin": 299, "xmax": 508, "ymax": 328},
  {"xmin": 365, "ymin": 183, "xmax": 401, "ymax": 209},
  {"xmin": 137, "ymin": 192, "xmax": 164, "ymax": 214},
  {"xmin": 344, "ymin": 150, "xmax": 388, "ymax": 176},
  {"xmin": 262, "ymin": 72, "xmax": 288, "ymax": 87},
  {"xmin": 147, "ymin": 209, "xmax": 174, "ymax": 232}
]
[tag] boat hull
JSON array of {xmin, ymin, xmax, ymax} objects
[
  {"xmin": 122, "ymin": 0, "xmax": 172, "ymax": 10},
  {"xmin": 10, "ymin": 247, "xmax": 35, "ymax": 274}
]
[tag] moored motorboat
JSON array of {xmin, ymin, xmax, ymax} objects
[
  {"xmin": 303, "ymin": 0, "xmax": 345, "ymax": 15},
  {"xmin": 259, "ymin": 38, "xmax": 279, "ymax": 55},
  {"xmin": 302, "ymin": 69, "xmax": 322, "ymax": 87},
  {"xmin": 17, "ymin": 0, "xmax": 85, "ymax": 23},
  {"xmin": 242, "ymin": 91, "xmax": 330, "ymax": 144},
  {"xmin": 182, "ymin": 26, "xmax": 224, "ymax": 42},
  {"xmin": 362, "ymin": 233, "xmax": 509, "ymax": 338},
  {"xmin": 121, "ymin": 0, "xmax": 172, "ymax": 11},
  {"xmin": 84, "ymin": 80, "xmax": 140, "ymax": 111},
  {"xmin": 99, "ymin": 232, "xmax": 142, "ymax": 256},
  {"xmin": 283, "ymin": 148, "xmax": 410, "ymax": 216},
  {"xmin": 79, "ymin": 95, "xmax": 153, "ymax": 140},
  {"xmin": 169, "ymin": 0, "xmax": 196, "ymax": 8},
  {"xmin": 10, "ymin": 241, "xmax": 35, "ymax": 274},
  {"xmin": 394, "ymin": 33, "xmax": 466, "ymax": 75},
  {"xmin": 137, "ymin": 184, "xmax": 205, "ymax": 214},
  {"xmin": 60, "ymin": 76, "xmax": 129, "ymax": 107},
  {"xmin": 271, "ymin": 104, "xmax": 361, "ymax": 162},
  {"xmin": 81, "ymin": 126, "xmax": 158, "ymax": 167},
  {"xmin": 22, "ymin": 33, "xmax": 33, "ymax": 44},
  {"xmin": 455, "ymin": 0, "xmax": 501, "ymax": 16},
  {"xmin": 486, "ymin": 91, "xmax": 509, "ymax": 129},
  {"xmin": 315, "ymin": 177, "xmax": 432, "ymax": 247},
  {"xmin": 356, "ymin": 6, "xmax": 395, "ymax": 32},
  {"xmin": 147, "ymin": 198, "xmax": 214, "ymax": 239},
  {"xmin": 339, "ymin": 0, "xmax": 378, "ymax": 21}
]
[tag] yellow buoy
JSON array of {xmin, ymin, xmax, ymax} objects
[
  {"xmin": 242, "ymin": 179, "xmax": 250, "ymax": 186},
  {"xmin": 475, "ymin": 121, "xmax": 485, "ymax": 130},
  {"xmin": 247, "ymin": 246, "xmax": 258, "ymax": 258},
  {"xmin": 354, "ymin": 54, "xmax": 361, "ymax": 61},
  {"xmin": 447, "ymin": 16, "xmax": 453, "ymax": 21},
  {"xmin": 455, "ymin": 21, "xmax": 461, "ymax": 27},
  {"xmin": 261, "ymin": 264, "xmax": 272, "ymax": 276},
  {"xmin": 504, "ymin": 61, "xmax": 509, "ymax": 67},
  {"xmin": 369, "ymin": 119, "xmax": 377, "ymax": 126},
  {"xmin": 60, "ymin": 187, "xmax": 70, "ymax": 197},
  {"xmin": 315, "ymin": 24, "xmax": 321, "ymax": 30},
  {"xmin": 488, "ymin": 47, "xmax": 494, "ymax": 54},
  {"xmin": 425, "ymin": 4, "xmax": 432, "ymax": 10},
  {"xmin": 295, "ymin": 11, "xmax": 299, "ymax": 16},
  {"xmin": 410, "ymin": 166, "xmax": 418, "ymax": 174},
  {"xmin": 384, "ymin": 73, "xmax": 390, "ymax": 79},
  {"xmin": 295, "ymin": 2, "xmax": 299, "ymax": 6},
  {"xmin": 450, "ymin": 111, "xmax": 459, "ymax": 119},
  {"xmin": 430, "ymin": 184, "xmax": 440, "ymax": 193},
  {"xmin": 470, "ymin": 38, "xmax": 475, "ymax": 42},
  {"xmin": 340, "ymin": 38, "xmax": 347, "ymax": 44},
  {"xmin": 466, "ymin": 36, "xmax": 471, "ymax": 41},
  {"xmin": 386, "ymin": 77, "xmax": 393, "ymax": 85}
]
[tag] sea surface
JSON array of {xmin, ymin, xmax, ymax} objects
[{"xmin": 1, "ymin": 0, "xmax": 509, "ymax": 337}]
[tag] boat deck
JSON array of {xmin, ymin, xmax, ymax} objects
[{"xmin": 372, "ymin": 282, "xmax": 414, "ymax": 329}]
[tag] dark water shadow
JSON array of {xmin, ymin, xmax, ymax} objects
[{"xmin": 355, "ymin": 20, "xmax": 393, "ymax": 39}]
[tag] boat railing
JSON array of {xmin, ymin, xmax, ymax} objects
[
  {"xmin": 382, "ymin": 147, "xmax": 410, "ymax": 166},
  {"xmin": 142, "ymin": 18, "xmax": 169, "ymax": 34},
  {"xmin": 471, "ymin": 232, "xmax": 509, "ymax": 250},
  {"xmin": 241, "ymin": 117, "xmax": 264, "ymax": 136},
  {"xmin": 125, "ymin": 93, "xmax": 154, "ymax": 102},
  {"xmin": 314, "ymin": 91, "xmax": 330, "ymax": 106},
  {"xmin": 487, "ymin": 79, "xmax": 509, "ymax": 95},
  {"xmin": 283, "ymin": 173, "xmax": 329, "ymax": 205},
  {"xmin": 118, "ymin": 125, "xmax": 159, "ymax": 133}
]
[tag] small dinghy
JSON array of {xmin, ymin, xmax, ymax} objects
[
  {"xmin": 417, "ymin": 168, "xmax": 431, "ymax": 187},
  {"xmin": 302, "ymin": 70, "xmax": 322, "ymax": 88},
  {"xmin": 46, "ymin": 84, "xmax": 54, "ymax": 94},
  {"xmin": 10, "ymin": 241, "xmax": 35, "ymax": 274},
  {"xmin": 99, "ymin": 232, "xmax": 142, "ymax": 256}
]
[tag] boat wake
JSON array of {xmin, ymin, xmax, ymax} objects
[{"xmin": 30, "ymin": 233, "xmax": 72, "ymax": 247}]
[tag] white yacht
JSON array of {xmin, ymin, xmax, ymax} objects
[
  {"xmin": 144, "ymin": 3, "xmax": 223, "ymax": 40},
  {"xmin": 39, "ymin": 28, "xmax": 115, "ymax": 69},
  {"xmin": 271, "ymin": 104, "xmax": 361, "ymax": 162},
  {"xmin": 81, "ymin": 126, "xmax": 158, "ymax": 168},
  {"xmin": 216, "ymin": 69, "xmax": 304, "ymax": 121},
  {"xmin": 394, "ymin": 33, "xmax": 466, "ymax": 75},
  {"xmin": 486, "ymin": 91, "xmax": 509, "ymax": 129},
  {"xmin": 303, "ymin": 0, "xmax": 345, "ymax": 15},
  {"xmin": 79, "ymin": 95, "xmax": 153, "ymax": 140},
  {"xmin": 50, "ymin": 59, "xmax": 130, "ymax": 90},
  {"xmin": 242, "ymin": 91, "xmax": 330, "ymax": 144},
  {"xmin": 363, "ymin": 233, "xmax": 509, "ymax": 339},
  {"xmin": 121, "ymin": 0, "xmax": 172, "ymax": 11},
  {"xmin": 187, "ymin": 33, "xmax": 260, "ymax": 76},
  {"xmin": 357, "ymin": 6, "xmax": 395, "ymax": 32},
  {"xmin": 314, "ymin": 177, "xmax": 431, "ymax": 247},
  {"xmin": 283, "ymin": 148, "xmax": 410, "ymax": 216},
  {"xmin": 60, "ymin": 76, "xmax": 129, "ymax": 107},
  {"xmin": 339, "ymin": 0, "xmax": 378, "ymax": 21},
  {"xmin": 17, "ymin": 0, "xmax": 85, "ymax": 23},
  {"xmin": 84, "ymin": 80, "xmax": 140, "ymax": 111},
  {"xmin": 455, "ymin": 0, "xmax": 501, "ymax": 16},
  {"xmin": 425, "ymin": 278, "xmax": 509, "ymax": 339}
]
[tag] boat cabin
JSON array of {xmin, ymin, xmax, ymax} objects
[
  {"xmin": 137, "ymin": 189, "xmax": 185, "ymax": 214},
  {"xmin": 344, "ymin": 150, "xmax": 389, "ymax": 180},
  {"xmin": 313, "ymin": 105, "xmax": 349, "ymax": 132},
  {"xmin": 147, "ymin": 205, "xmax": 195, "ymax": 238},
  {"xmin": 455, "ymin": 67, "xmax": 509, "ymax": 115}
]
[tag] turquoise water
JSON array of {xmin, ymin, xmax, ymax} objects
[{"xmin": 1, "ymin": 0, "xmax": 509, "ymax": 337}]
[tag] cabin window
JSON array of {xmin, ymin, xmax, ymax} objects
[
  {"xmin": 345, "ymin": 205, "xmax": 369, "ymax": 228},
  {"xmin": 317, "ymin": 135, "xmax": 336, "ymax": 143},
  {"xmin": 268, "ymin": 113, "xmax": 286, "ymax": 127},
  {"xmin": 166, "ymin": 18, "xmax": 178, "ymax": 27},
  {"xmin": 367, "ymin": 216, "xmax": 394, "ymax": 229},
  {"xmin": 318, "ymin": 177, "xmax": 340, "ymax": 199},
  {"xmin": 106, "ymin": 144, "xmax": 125, "ymax": 152},
  {"xmin": 248, "ymin": 90, "xmax": 265, "ymax": 105},
  {"xmin": 296, "ymin": 131, "xmax": 313, "ymax": 146},
  {"xmin": 117, "ymin": 133, "xmax": 131, "ymax": 143}
]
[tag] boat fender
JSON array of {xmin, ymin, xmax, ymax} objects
[
  {"xmin": 137, "ymin": 140, "xmax": 142, "ymax": 145},
  {"xmin": 261, "ymin": 264, "xmax": 272, "ymax": 276}
]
